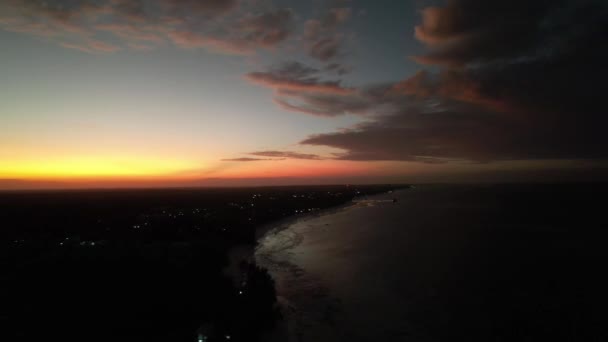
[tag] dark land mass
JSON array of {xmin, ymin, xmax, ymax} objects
[{"xmin": 0, "ymin": 184, "xmax": 400, "ymax": 342}]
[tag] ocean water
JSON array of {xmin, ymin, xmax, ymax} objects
[{"xmin": 255, "ymin": 184, "xmax": 607, "ymax": 342}]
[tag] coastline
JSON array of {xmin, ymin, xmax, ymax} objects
[
  {"xmin": 254, "ymin": 186, "xmax": 408, "ymax": 241},
  {"xmin": 254, "ymin": 203, "xmax": 356, "ymax": 342},
  {"xmin": 253, "ymin": 188, "xmax": 409, "ymax": 341},
  {"xmin": 254, "ymin": 200, "xmax": 356, "ymax": 241},
  {"xmin": 226, "ymin": 201, "xmax": 359, "ymax": 286}
]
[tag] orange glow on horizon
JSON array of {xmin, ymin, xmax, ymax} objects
[
  {"xmin": 207, "ymin": 158, "xmax": 384, "ymax": 179},
  {"xmin": 0, "ymin": 155, "xmax": 393, "ymax": 186},
  {"xmin": 0, "ymin": 156, "xmax": 205, "ymax": 180}
]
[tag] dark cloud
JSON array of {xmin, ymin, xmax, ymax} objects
[
  {"xmin": 249, "ymin": 151, "xmax": 323, "ymax": 160},
  {"xmin": 300, "ymin": 0, "xmax": 608, "ymax": 162},
  {"xmin": 245, "ymin": 61, "xmax": 354, "ymax": 96},
  {"xmin": 300, "ymin": 100, "xmax": 564, "ymax": 162},
  {"xmin": 309, "ymin": 36, "xmax": 342, "ymax": 62},
  {"xmin": 244, "ymin": 61, "xmax": 376, "ymax": 117},
  {"xmin": 304, "ymin": 7, "xmax": 351, "ymax": 41},
  {"xmin": 162, "ymin": 0, "xmax": 238, "ymax": 15},
  {"xmin": 322, "ymin": 7, "xmax": 352, "ymax": 29},
  {"xmin": 2, "ymin": 0, "xmax": 104, "ymax": 23},
  {"xmin": 0, "ymin": 0, "xmax": 293, "ymax": 54},
  {"xmin": 221, "ymin": 157, "xmax": 281, "ymax": 162},
  {"xmin": 236, "ymin": 8, "xmax": 293, "ymax": 47},
  {"xmin": 272, "ymin": 61, "xmax": 319, "ymax": 79},
  {"xmin": 325, "ymin": 63, "xmax": 353, "ymax": 75},
  {"xmin": 0, "ymin": 0, "xmax": 102, "ymax": 37},
  {"xmin": 413, "ymin": 0, "xmax": 564, "ymax": 66},
  {"xmin": 222, "ymin": 151, "xmax": 323, "ymax": 162},
  {"xmin": 394, "ymin": 70, "xmax": 509, "ymax": 113},
  {"xmin": 272, "ymin": 87, "xmax": 380, "ymax": 117},
  {"xmin": 303, "ymin": 7, "xmax": 352, "ymax": 61},
  {"xmin": 110, "ymin": 0, "xmax": 148, "ymax": 22}
]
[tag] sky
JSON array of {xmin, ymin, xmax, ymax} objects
[{"xmin": 0, "ymin": 0, "xmax": 606, "ymax": 189}]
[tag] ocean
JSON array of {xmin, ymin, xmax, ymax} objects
[{"xmin": 255, "ymin": 184, "xmax": 607, "ymax": 341}]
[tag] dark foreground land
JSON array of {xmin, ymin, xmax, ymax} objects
[{"xmin": 0, "ymin": 184, "xmax": 398, "ymax": 341}]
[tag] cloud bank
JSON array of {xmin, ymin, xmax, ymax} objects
[
  {"xmin": 249, "ymin": 151, "xmax": 323, "ymax": 160},
  {"xmin": 0, "ymin": 0, "xmax": 294, "ymax": 54},
  {"xmin": 245, "ymin": 61, "xmax": 365, "ymax": 117},
  {"xmin": 304, "ymin": 7, "xmax": 352, "ymax": 62},
  {"xmin": 6, "ymin": 0, "xmax": 607, "ymax": 166},
  {"xmin": 221, "ymin": 150, "xmax": 323, "ymax": 162},
  {"xmin": 221, "ymin": 157, "xmax": 281, "ymax": 162},
  {"xmin": 298, "ymin": 0, "xmax": 608, "ymax": 162}
]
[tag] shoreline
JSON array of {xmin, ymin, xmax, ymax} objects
[
  {"xmin": 254, "ymin": 186, "xmax": 409, "ymax": 242},
  {"xmin": 254, "ymin": 200, "xmax": 356, "ymax": 242},
  {"xmin": 253, "ymin": 187, "xmax": 410, "ymax": 341},
  {"xmin": 225, "ymin": 199, "xmax": 352, "ymax": 289},
  {"xmin": 253, "ymin": 205, "xmax": 356, "ymax": 342}
]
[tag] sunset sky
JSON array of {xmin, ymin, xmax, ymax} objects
[{"xmin": 1, "ymin": 0, "xmax": 606, "ymax": 189}]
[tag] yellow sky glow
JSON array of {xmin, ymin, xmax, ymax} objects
[{"xmin": 0, "ymin": 156, "xmax": 204, "ymax": 179}]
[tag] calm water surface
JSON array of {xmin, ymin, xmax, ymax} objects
[{"xmin": 255, "ymin": 184, "xmax": 607, "ymax": 341}]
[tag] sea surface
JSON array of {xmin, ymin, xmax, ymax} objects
[{"xmin": 255, "ymin": 184, "xmax": 607, "ymax": 342}]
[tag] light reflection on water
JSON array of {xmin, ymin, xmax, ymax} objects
[
  {"xmin": 255, "ymin": 189, "xmax": 419, "ymax": 341},
  {"xmin": 255, "ymin": 185, "xmax": 605, "ymax": 342}
]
